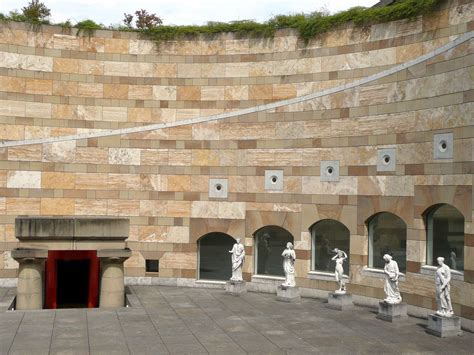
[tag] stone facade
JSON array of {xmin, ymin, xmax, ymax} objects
[{"xmin": 0, "ymin": 0, "xmax": 472, "ymax": 327}]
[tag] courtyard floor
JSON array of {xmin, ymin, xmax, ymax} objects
[{"xmin": 0, "ymin": 286, "xmax": 472, "ymax": 354}]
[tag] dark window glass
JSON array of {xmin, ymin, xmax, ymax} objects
[
  {"xmin": 255, "ymin": 226, "xmax": 294, "ymax": 277},
  {"xmin": 311, "ymin": 219, "xmax": 350, "ymax": 274},
  {"xmin": 145, "ymin": 259, "xmax": 159, "ymax": 273},
  {"xmin": 427, "ymin": 204, "xmax": 464, "ymax": 271},
  {"xmin": 198, "ymin": 232, "xmax": 235, "ymax": 280},
  {"xmin": 368, "ymin": 213, "xmax": 406, "ymax": 273}
]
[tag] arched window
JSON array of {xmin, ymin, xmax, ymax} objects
[
  {"xmin": 310, "ymin": 219, "xmax": 350, "ymax": 274},
  {"xmin": 368, "ymin": 212, "xmax": 406, "ymax": 273},
  {"xmin": 254, "ymin": 226, "xmax": 294, "ymax": 277},
  {"xmin": 426, "ymin": 204, "xmax": 464, "ymax": 272},
  {"xmin": 198, "ymin": 232, "xmax": 235, "ymax": 281}
]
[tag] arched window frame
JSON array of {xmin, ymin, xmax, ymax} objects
[
  {"xmin": 253, "ymin": 225, "xmax": 294, "ymax": 277},
  {"xmin": 197, "ymin": 232, "xmax": 236, "ymax": 281},
  {"xmin": 367, "ymin": 212, "xmax": 407, "ymax": 272},
  {"xmin": 424, "ymin": 204, "xmax": 464, "ymax": 273},
  {"xmin": 310, "ymin": 219, "xmax": 351, "ymax": 275}
]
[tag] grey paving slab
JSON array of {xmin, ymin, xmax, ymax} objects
[
  {"xmin": 124, "ymin": 335, "xmax": 168, "ymax": 353},
  {"xmin": 0, "ymin": 286, "xmax": 473, "ymax": 354}
]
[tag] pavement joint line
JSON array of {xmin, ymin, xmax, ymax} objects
[
  {"xmin": 7, "ymin": 311, "xmax": 25, "ymax": 354},
  {"xmin": 85, "ymin": 309, "xmax": 91, "ymax": 355},
  {"xmin": 180, "ymin": 288, "xmax": 249, "ymax": 354},
  {"xmin": 1, "ymin": 286, "xmax": 473, "ymax": 353},
  {"xmin": 159, "ymin": 287, "xmax": 211, "ymax": 354},
  {"xmin": 115, "ymin": 308, "xmax": 133, "ymax": 354},
  {"xmin": 133, "ymin": 285, "xmax": 171, "ymax": 354}
]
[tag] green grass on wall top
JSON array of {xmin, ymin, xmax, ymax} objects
[{"xmin": 0, "ymin": 0, "xmax": 448, "ymax": 43}]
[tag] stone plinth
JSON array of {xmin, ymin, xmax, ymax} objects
[
  {"xmin": 98, "ymin": 249, "xmax": 131, "ymax": 308},
  {"xmin": 226, "ymin": 280, "xmax": 247, "ymax": 296},
  {"xmin": 276, "ymin": 285, "xmax": 300, "ymax": 303},
  {"xmin": 326, "ymin": 292, "xmax": 354, "ymax": 311},
  {"xmin": 12, "ymin": 249, "xmax": 48, "ymax": 310},
  {"xmin": 376, "ymin": 302, "xmax": 408, "ymax": 322},
  {"xmin": 426, "ymin": 314, "xmax": 462, "ymax": 337}
]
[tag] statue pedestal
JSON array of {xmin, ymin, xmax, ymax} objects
[
  {"xmin": 426, "ymin": 314, "xmax": 462, "ymax": 337},
  {"xmin": 226, "ymin": 280, "xmax": 247, "ymax": 296},
  {"xmin": 326, "ymin": 292, "xmax": 354, "ymax": 311},
  {"xmin": 376, "ymin": 301, "xmax": 407, "ymax": 322},
  {"xmin": 276, "ymin": 285, "xmax": 300, "ymax": 303}
]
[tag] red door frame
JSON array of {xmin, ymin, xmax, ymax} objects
[{"xmin": 45, "ymin": 250, "xmax": 99, "ymax": 309}]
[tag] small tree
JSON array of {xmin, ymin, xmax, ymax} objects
[
  {"xmin": 22, "ymin": 0, "xmax": 51, "ymax": 23},
  {"xmin": 123, "ymin": 9, "xmax": 162, "ymax": 30},
  {"xmin": 123, "ymin": 13, "xmax": 133, "ymax": 28}
]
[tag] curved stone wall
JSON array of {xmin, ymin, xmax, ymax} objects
[{"xmin": 0, "ymin": 0, "xmax": 472, "ymax": 327}]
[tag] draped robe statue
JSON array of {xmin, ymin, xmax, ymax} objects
[
  {"xmin": 383, "ymin": 254, "xmax": 402, "ymax": 304},
  {"xmin": 435, "ymin": 257, "xmax": 454, "ymax": 317},
  {"xmin": 229, "ymin": 238, "xmax": 245, "ymax": 281},
  {"xmin": 281, "ymin": 242, "xmax": 296, "ymax": 287}
]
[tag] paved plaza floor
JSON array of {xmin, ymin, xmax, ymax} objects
[{"xmin": 0, "ymin": 286, "xmax": 472, "ymax": 354}]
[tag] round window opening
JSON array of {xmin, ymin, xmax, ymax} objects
[
  {"xmin": 439, "ymin": 140, "xmax": 448, "ymax": 152},
  {"xmin": 271, "ymin": 175, "xmax": 278, "ymax": 184},
  {"xmin": 382, "ymin": 154, "xmax": 391, "ymax": 165},
  {"xmin": 215, "ymin": 184, "xmax": 222, "ymax": 191},
  {"xmin": 326, "ymin": 166, "xmax": 334, "ymax": 175}
]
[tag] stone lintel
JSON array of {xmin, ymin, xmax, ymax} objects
[
  {"xmin": 11, "ymin": 248, "xmax": 48, "ymax": 261},
  {"xmin": 15, "ymin": 217, "xmax": 129, "ymax": 241}
]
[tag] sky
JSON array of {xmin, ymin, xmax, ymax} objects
[{"xmin": 0, "ymin": 0, "xmax": 380, "ymax": 26}]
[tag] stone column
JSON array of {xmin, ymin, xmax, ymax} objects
[
  {"xmin": 97, "ymin": 249, "xmax": 131, "ymax": 309},
  {"xmin": 12, "ymin": 249, "xmax": 48, "ymax": 310}
]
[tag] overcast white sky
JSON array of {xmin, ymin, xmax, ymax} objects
[{"xmin": 0, "ymin": 0, "xmax": 379, "ymax": 26}]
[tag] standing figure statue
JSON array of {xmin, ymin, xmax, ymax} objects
[
  {"xmin": 281, "ymin": 242, "xmax": 296, "ymax": 287},
  {"xmin": 435, "ymin": 256, "xmax": 454, "ymax": 317},
  {"xmin": 382, "ymin": 254, "xmax": 402, "ymax": 304},
  {"xmin": 332, "ymin": 248, "xmax": 348, "ymax": 294},
  {"xmin": 229, "ymin": 238, "xmax": 245, "ymax": 281}
]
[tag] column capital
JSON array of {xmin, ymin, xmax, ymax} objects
[
  {"xmin": 97, "ymin": 248, "xmax": 131, "ymax": 262},
  {"xmin": 11, "ymin": 248, "xmax": 48, "ymax": 262}
]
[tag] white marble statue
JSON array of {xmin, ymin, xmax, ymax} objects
[
  {"xmin": 281, "ymin": 242, "xmax": 296, "ymax": 287},
  {"xmin": 229, "ymin": 238, "xmax": 245, "ymax": 281},
  {"xmin": 332, "ymin": 248, "xmax": 347, "ymax": 294},
  {"xmin": 383, "ymin": 254, "xmax": 402, "ymax": 304},
  {"xmin": 435, "ymin": 256, "xmax": 454, "ymax": 317}
]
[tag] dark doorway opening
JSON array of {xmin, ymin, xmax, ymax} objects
[
  {"xmin": 46, "ymin": 250, "xmax": 99, "ymax": 309},
  {"xmin": 57, "ymin": 259, "xmax": 90, "ymax": 308}
]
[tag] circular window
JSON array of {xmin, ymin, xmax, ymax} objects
[
  {"xmin": 382, "ymin": 154, "xmax": 391, "ymax": 165},
  {"xmin": 439, "ymin": 140, "xmax": 448, "ymax": 152},
  {"xmin": 271, "ymin": 175, "xmax": 278, "ymax": 184},
  {"xmin": 326, "ymin": 166, "xmax": 334, "ymax": 175},
  {"xmin": 215, "ymin": 184, "xmax": 222, "ymax": 191}
]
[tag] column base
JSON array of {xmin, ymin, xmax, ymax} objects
[
  {"xmin": 376, "ymin": 301, "xmax": 408, "ymax": 322},
  {"xmin": 326, "ymin": 292, "xmax": 354, "ymax": 311},
  {"xmin": 426, "ymin": 314, "xmax": 463, "ymax": 337},
  {"xmin": 226, "ymin": 280, "xmax": 247, "ymax": 296},
  {"xmin": 276, "ymin": 285, "xmax": 300, "ymax": 303}
]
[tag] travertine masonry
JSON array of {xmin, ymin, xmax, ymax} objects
[{"xmin": 0, "ymin": 0, "xmax": 472, "ymax": 327}]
